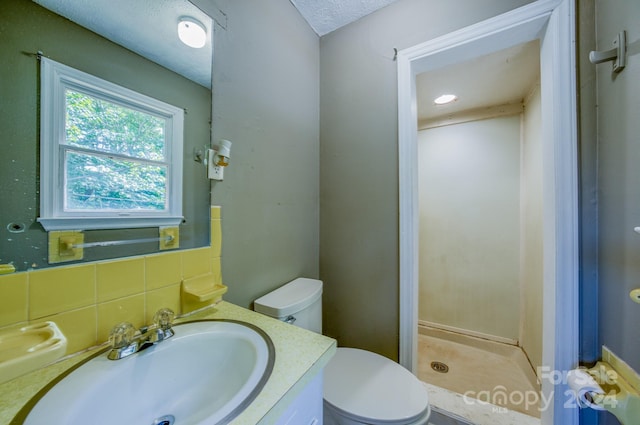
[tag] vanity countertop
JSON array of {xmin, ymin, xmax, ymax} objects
[{"xmin": 0, "ymin": 301, "xmax": 337, "ymax": 425}]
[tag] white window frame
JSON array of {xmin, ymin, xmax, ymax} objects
[{"xmin": 38, "ymin": 58, "xmax": 184, "ymax": 231}]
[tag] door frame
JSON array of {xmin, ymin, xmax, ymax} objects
[{"xmin": 396, "ymin": 1, "xmax": 578, "ymax": 423}]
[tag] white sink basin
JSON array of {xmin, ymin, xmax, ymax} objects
[{"xmin": 14, "ymin": 320, "xmax": 274, "ymax": 425}]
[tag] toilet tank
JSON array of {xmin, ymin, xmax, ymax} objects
[{"xmin": 254, "ymin": 278, "xmax": 322, "ymax": 333}]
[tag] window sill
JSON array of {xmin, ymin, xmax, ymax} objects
[{"xmin": 37, "ymin": 216, "xmax": 183, "ymax": 231}]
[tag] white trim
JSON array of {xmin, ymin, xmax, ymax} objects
[
  {"xmin": 397, "ymin": 1, "xmax": 578, "ymax": 424},
  {"xmin": 539, "ymin": 2, "xmax": 580, "ymax": 423},
  {"xmin": 418, "ymin": 102, "xmax": 523, "ymax": 130},
  {"xmin": 37, "ymin": 216, "xmax": 183, "ymax": 231},
  {"xmin": 38, "ymin": 58, "xmax": 184, "ymax": 231}
]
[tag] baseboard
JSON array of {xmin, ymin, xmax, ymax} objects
[{"xmin": 418, "ymin": 320, "xmax": 518, "ymax": 346}]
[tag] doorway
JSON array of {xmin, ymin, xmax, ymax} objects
[
  {"xmin": 415, "ymin": 40, "xmax": 542, "ymax": 418},
  {"xmin": 397, "ymin": 1, "xmax": 578, "ymax": 424}
]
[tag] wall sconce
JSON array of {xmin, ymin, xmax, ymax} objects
[{"xmin": 207, "ymin": 140, "xmax": 232, "ymax": 180}]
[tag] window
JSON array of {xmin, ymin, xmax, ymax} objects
[{"xmin": 38, "ymin": 58, "xmax": 184, "ymax": 231}]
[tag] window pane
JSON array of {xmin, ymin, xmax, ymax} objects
[
  {"xmin": 65, "ymin": 151, "xmax": 167, "ymax": 211},
  {"xmin": 65, "ymin": 89, "xmax": 166, "ymax": 161}
]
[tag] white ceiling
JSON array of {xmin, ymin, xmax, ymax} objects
[
  {"xmin": 33, "ymin": 0, "xmax": 213, "ymax": 88},
  {"xmin": 32, "ymin": 1, "xmax": 539, "ymax": 123},
  {"xmin": 291, "ymin": 1, "xmax": 541, "ymax": 127},
  {"xmin": 31, "ymin": 0, "xmax": 399, "ymax": 88},
  {"xmin": 417, "ymin": 40, "xmax": 540, "ymax": 126},
  {"xmin": 290, "ymin": 0, "xmax": 400, "ymax": 36}
]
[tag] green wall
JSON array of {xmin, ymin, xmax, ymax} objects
[
  {"xmin": 0, "ymin": 0, "xmax": 211, "ymax": 271},
  {"xmin": 199, "ymin": 0, "xmax": 321, "ymax": 309},
  {"xmin": 595, "ymin": 0, "xmax": 640, "ymax": 372},
  {"xmin": 319, "ymin": 0, "xmax": 533, "ymax": 360}
]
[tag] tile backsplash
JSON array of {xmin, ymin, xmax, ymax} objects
[{"xmin": 0, "ymin": 206, "xmax": 222, "ymax": 356}]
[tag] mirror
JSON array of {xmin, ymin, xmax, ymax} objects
[
  {"xmin": 33, "ymin": 0, "xmax": 213, "ymax": 89},
  {"xmin": 0, "ymin": 0, "xmax": 213, "ymax": 272}
]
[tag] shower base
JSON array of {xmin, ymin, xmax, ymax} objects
[{"xmin": 418, "ymin": 325, "xmax": 541, "ymax": 421}]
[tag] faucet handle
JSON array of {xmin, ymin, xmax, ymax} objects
[
  {"xmin": 109, "ymin": 322, "xmax": 136, "ymax": 348},
  {"xmin": 153, "ymin": 308, "xmax": 175, "ymax": 330}
]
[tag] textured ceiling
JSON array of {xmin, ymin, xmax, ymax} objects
[
  {"xmin": 290, "ymin": 0, "xmax": 400, "ymax": 36},
  {"xmin": 33, "ymin": 0, "xmax": 213, "ymax": 88}
]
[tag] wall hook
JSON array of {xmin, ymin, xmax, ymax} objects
[{"xmin": 589, "ymin": 31, "xmax": 626, "ymax": 73}]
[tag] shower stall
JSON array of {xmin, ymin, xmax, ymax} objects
[{"xmin": 415, "ymin": 40, "xmax": 543, "ymax": 418}]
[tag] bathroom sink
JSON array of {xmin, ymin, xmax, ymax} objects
[{"xmin": 13, "ymin": 320, "xmax": 274, "ymax": 425}]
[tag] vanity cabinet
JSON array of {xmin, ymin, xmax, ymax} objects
[{"xmin": 273, "ymin": 372, "xmax": 323, "ymax": 425}]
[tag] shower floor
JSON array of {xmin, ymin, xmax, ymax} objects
[{"xmin": 418, "ymin": 326, "xmax": 541, "ymax": 421}]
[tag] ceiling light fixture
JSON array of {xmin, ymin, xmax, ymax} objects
[
  {"xmin": 178, "ymin": 17, "xmax": 207, "ymax": 49},
  {"xmin": 434, "ymin": 94, "xmax": 458, "ymax": 105}
]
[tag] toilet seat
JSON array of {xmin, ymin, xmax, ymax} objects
[{"xmin": 324, "ymin": 348, "xmax": 430, "ymax": 425}]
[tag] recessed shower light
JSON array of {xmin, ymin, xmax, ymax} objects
[
  {"xmin": 434, "ymin": 94, "xmax": 458, "ymax": 105},
  {"xmin": 178, "ymin": 17, "xmax": 207, "ymax": 49}
]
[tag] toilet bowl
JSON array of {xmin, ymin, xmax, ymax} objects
[
  {"xmin": 324, "ymin": 348, "xmax": 431, "ymax": 425},
  {"xmin": 254, "ymin": 278, "xmax": 430, "ymax": 425}
]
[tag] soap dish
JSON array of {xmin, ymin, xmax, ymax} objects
[
  {"xmin": 0, "ymin": 322, "xmax": 67, "ymax": 384},
  {"xmin": 182, "ymin": 274, "xmax": 228, "ymax": 302}
]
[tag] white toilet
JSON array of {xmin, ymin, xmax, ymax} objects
[{"xmin": 254, "ymin": 278, "xmax": 431, "ymax": 425}]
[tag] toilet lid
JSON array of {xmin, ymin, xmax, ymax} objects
[{"xmin": 324, "ymin": 348, "xmax": 429, "ymax": 424}]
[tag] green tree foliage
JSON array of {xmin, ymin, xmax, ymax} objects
[{"xmin": 64, "ymin": 90, "xmax": 167, "ymax": 211}]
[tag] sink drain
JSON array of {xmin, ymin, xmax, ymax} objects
[
  {"xmin": 431, "ymin": 361, "xmax": 449, "ymax": 373},
  {"xmin": 152, "ymin": 415, "xmax": 175, "ymax": 425}
]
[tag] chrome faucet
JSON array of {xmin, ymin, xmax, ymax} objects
[{"xmin": 107, "ymin": 308, "xmax": 175, "ymax": 360}]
